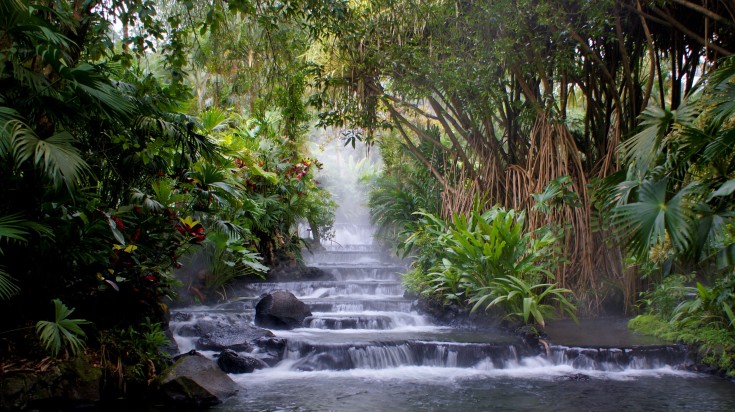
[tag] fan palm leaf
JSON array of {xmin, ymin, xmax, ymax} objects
[
  {"xmin": 620, "ymin": 105, "xmax": 672, "ymax": 178},
  {"xmin": 613, "ymin": 178, "xmax": 696, "ymax": 258},
  {"xmin": 68, "ymin": 63, "xmax": 135, "ymax": 121},
  {"xmin": 199, "ymin": 107, "xmax": 231, "ymax": 135},
  {"xmin": 704, "ymin": 57, "xmax": 735, "ymax": 125},
  {"xmin": 0, "ymin": 214, "xmax": 53, "ymax": 253},
  {"xmin": 35, "ymin": 299, "xmax": 89, "ymax": 357},
  {"xmin": 701, "ymin": 129, "xmax": 735, "ymax": 167},
  {"xmin": 4, "ymin": 120, "xmax": 90, "ymax": 189}
]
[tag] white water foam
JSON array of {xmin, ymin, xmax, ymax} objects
[
  {"xmin": 230, "ymin": 363, "xmax": 701, "ymax": 386},
  {"xmin": 271, "ymin": 324, "xmax": 451, "ymax": 338}
]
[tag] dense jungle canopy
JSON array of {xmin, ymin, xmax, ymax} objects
[{"xmin": 1, "ymin": 0, "xmax": 735, "ymax": 392}]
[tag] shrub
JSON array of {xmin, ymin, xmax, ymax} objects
[{"xmin": 407, "ymin": 206, "xmax": 576, "ymax": 328}]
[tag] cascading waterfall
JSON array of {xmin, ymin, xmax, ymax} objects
[{"xmin": 169, "ymin": 225, "xmax": 735, "ymax": 411}]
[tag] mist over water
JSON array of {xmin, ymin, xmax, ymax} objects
[{"xmin": 304, "ymin": 129, "xmax": 380, "ymax": 247}]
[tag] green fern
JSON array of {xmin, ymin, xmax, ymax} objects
[{"xmin": 36, "ymin": 299, "xmax": 90, "ymax": 357}]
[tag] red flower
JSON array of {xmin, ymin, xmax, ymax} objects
[
  {"xmin": 112, "ymin": 216, "xmax": 124, "ymax": 231},
  {"xmin": 175, "ymin": 224, "xmax": 187, "ymax": 235},
  {"xmin": 190, "ymin": 225, "xmax": 206, "ymax": 243}
]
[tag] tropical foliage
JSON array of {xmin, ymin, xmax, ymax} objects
[
  {"xmin": 0, "ymin": 0, "xmax": 336, "ymax": 394},
  {"xmin": 402, "ymin": 206, "xmax": 576, "ymax": 329},
  {"xmin": 309, "ymin": 0, "xmax": 735, "ymax": 312},
  {"xmin": 614, "ymin": 54, "xmax": 735, "ymax": 377},
  {"xmin": 2, "ymin": 0, "xmax": 735, "ymax": 393}
]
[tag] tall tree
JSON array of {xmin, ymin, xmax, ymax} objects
[{"xmin": 309, "ymin": 0, "xmax": 735, "ymax": 311}]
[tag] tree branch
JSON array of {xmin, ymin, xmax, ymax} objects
[
  {"xmin": 636, "ymin": 0, "xmax": 657, "ymax": 111},
  {"xmin": 391, "ymin": 114, "xmax": 456, "ymax": 194},
  {"xmin": 651, "ymin": 6, "xmax": 732, "ymax": 56},
  {"xmin": 671, "ymin": 0, "xmax": 735, "ymax": 26},
  {"xmin": 427, "ymin": 96, "xmax": 477, "ymax": 180}
]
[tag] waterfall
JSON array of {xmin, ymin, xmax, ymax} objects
[{"xmin": 168, "ymin": 225, "xmax": 735, "ymax": 411}]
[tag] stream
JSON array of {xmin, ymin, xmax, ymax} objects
[{"xmin": 170, "ymin": 228, "xmax": 735, "ymax": 411}]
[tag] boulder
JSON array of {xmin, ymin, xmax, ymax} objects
[
  {"xmin": 196, "ymin": 321, "xmax": 274, "ymax": 352},
  {"xmin": 255, "ymin": 290, "xmax": 312, "ymax": 329},
  {"xmin": 252, "ymin": 337, "xmax": 288, "ymax": 366},
  {"xmin": 158, "ymin": 352, "xmax": 239, "ymax": 407},
  {"xmin": 217, "ymin": 349, "xmax": 268, "ymax": 373},
  {"xmin": 0, "ymin": 356, "xmax": 102, "ymax": 411},
  {"xmin": 174, "ymin": 315, "xmax": 274, "ymax": 352}
]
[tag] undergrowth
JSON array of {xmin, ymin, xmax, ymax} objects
[{"xmin": 629, "ymin": 314, "xmax": 735, "ymax": 378}]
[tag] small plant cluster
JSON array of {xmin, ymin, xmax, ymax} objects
[
  {"xmin": 630, "ymin": 273, "xmax": 735, "ymax": 377},
  {"xmin": 402, "ymin": 206, "xmax": 576, "ymax": 329}
]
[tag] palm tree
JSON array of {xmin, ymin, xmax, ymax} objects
[{"xmin": 611, "ymin": 56, "xmax": 735, "ymax": 271}]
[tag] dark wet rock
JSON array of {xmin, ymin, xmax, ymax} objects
[
  {"xmin": 170, "ymin": 312, "xmax": 273, "ymax": 352},
  {"xmin": 173, "ymin": 349, "xmax": 200, "ymax": 361},
  {"xmin": 515, "ymin": 324, "xmax": 548, "ymax": 350},
  {"xmin": 294, "ymin": 352, "xmax": 352, "ymax": 371},
  {"xmin": 263, "ymin": 248, "xmax": 335, "ymax": 281},
  {"xmin": 195, "ymin": 320, "xmax": 274, "ymax": 352},
  {"xmin": 558, "ymin": 373, "xmax": 592, "ymax": 381},
  {"xmin": 255, "ymin": 290, "xmax": 312, "ymax": 329},
  {"xmin": 217, "ymin": 349, "xmax": 268, "ymax": 373},
  {"xmin": 158, "ymin": 352, "xmax": 239, "ymax": 407},
  {"xmin": 197, "ymin": 337, "xmax": 253, "ymax": 352},
  {"xmin": 171, "ymin": 312, "xmax": 193, "ymax": 322},
  {"xmin": 299, "ymin": 266, "xmax": 335, "ymax": 281},
  {"xmin": 163, "ymin": 328, "xmax": 180, "ymax": 357},
  {"xmin": 252, "ymin": 337, "xmax": 288, "ymax": 366},
  {"xmin": 268, "ymin": 266, "xmax": 335, "ymax": 282},
  {"xmin": 410, "ymin": 295, "xmax": 502, "ymax": 329},
  {"xmin": 174, "ymin": 314, "xmax": 251, "ymax": 337}
]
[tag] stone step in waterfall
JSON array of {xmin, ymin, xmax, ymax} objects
[{"xmin": 170, "ymin": 238, "xmax": 696, "ymax": 376}]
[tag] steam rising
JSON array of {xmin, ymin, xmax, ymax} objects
[{"xmin": 308, "ymin": 128, "xmax": 382, "ymax": 247}]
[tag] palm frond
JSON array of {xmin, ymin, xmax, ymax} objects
[
  {"xmin": 612, "ymin": 178, "xmax": 696, "ymax": 258},
  {"xmin": 1, "ymin": 0, "xmax": 26, "ymax": 14},
  {"xmin": 35, "ymin": 299, "xmax": 89, "ymax": 357},
  {"xmin": 702, "ymin": 129, "xmax": 735, "ymax": 166},
  {"xmin": 9, "ymin": 123, "xmax": 90, "ymax": 189},
  {"xmin": 69, "ymin": 63, "xmax": 134, "ymax": 120},
  {"xmin": 199, "ymin": 107, "xmax": 231, "ymax": 135},
  {"xmin": 0, "ymin": 213, "xmax": 53, "ymax": 249},
  {"xmin": 211, "ymin": 219, "xmax": 248, "ymax": 240},
  {"xmin": 0, "ymin": 266, "xmax": 20, "ymax": 300},
  {"xmin": 620, "ymin": 106, "xmax": 672, "ymax": 178}
]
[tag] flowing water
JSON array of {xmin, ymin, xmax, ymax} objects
[{"xmin": 170, "ymin": 228, "xmax": 735, "ymax": 411}]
